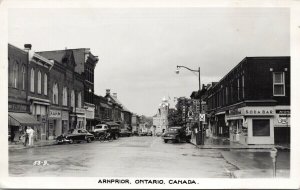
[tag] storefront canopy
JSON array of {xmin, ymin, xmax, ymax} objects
[
  {"xmin": 8, "ymin": 112, "xmax": 41, "ymax": 126},
  {"xmin": 106, "ymin": 121, "xmax": 120, "ymax": 126}
]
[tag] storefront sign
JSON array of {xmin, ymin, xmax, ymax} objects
[
  {"xmin": 228, "ymin": 108, "xmax": 242, "ymax": 116},
  {"xmin": 62, "ymin": 111, "xmax": 69, "ymax": 120},
  {"xmin": 275, "ymin": 109, "xmax": 290, "ymax": 114},
  {"xmin": 274, "ymin": 109, "xmax": 290, "ymax": 127},
  {"xmin": 240, "ymin": 107, "xmax": 274, "ymax": 116},
  {"xmin": 49, "ymin": 109, "xmax": 61, "ymax": 118},
  {"xmin": 8, "ymin": 103, "xmax": 28, "ymax": 112},
  {"xmin": 85, "ymin": 107, "xmax": 95, "ymax": 119},
  {"xmin": 76, "ymin": 108, "xmax": 86, "ymax": 113}
]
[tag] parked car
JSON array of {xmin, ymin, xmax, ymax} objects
[
  {"xmin": 139, "ymin": 131, "xmax": 148, "ymax": 136},
  {"xmin": 156, "ymin": 132, "xmax": 163, "ymax": 137},
  {"xmin": 56, "ymin": 129, "xmax": 95, "ymax": 144},
  {"xmin": 119, "ymin": 129, "xmax": 132, "ymax": 137},
  {"xmin": 132, "ymin": 131, "xmax": 139, "ymax": 136},
  {"xmin": 146, "ymin": 131, "xmax": 153, "ymax": 136},
  {"xmin": 161, "ymin": 126, "xmax": 191, "ymax": 143}
]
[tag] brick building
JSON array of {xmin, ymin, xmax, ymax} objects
[
  {"xmin": 8, "ymin": 44, "xmax": 35, "ymax": 141},
  {"xmin": 38, "ymin": 48, "xmax": 99, "ymax": 132},
  {"xmin": 204, "ymin": 57, "xmax": 290, "ymax": 145}
]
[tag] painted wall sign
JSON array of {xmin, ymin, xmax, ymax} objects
[
  {"xmin": 49, "ymin": 109, "xmax": 61, "ymax": 118},
  {"xmin": 8, "ymin": 103, "xmax": 28, "ymax": 112}
]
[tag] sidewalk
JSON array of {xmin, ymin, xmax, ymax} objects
[
  {"xmin": 9, "ymin": 140, "xmax": 57, "ymax": 150},
  {"xmin": 191, "ymin": 136, "xmax": 290, "ymax": 178}
]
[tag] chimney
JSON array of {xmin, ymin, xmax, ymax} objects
[
  {"xmin": 112, "ymin": 93, "xmax": 117, "ymax": 99},
  {"xmin": 24, "ymin": 44, "xmax": 32, "ymax": 51},
  {"xmin": 106, "ymin": 89, "xmax": 110, "ymax": 95}
]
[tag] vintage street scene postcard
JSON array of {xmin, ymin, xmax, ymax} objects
[{"xmin": 0, "ymin": 0, "xmax": 299, "ymax": 189}]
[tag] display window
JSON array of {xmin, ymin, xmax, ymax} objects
[{"xmin": 252, "ymin": 119, "xmax": 270, "ymax": 136}]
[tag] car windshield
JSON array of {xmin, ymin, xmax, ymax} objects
[
  {"xmin": 95, "ymin": 126, "xmax": 102, "ymax": 129},
  {"xmin": 167, "ymin": 128, "xmax": 179, "ymax": 133},
  {"xmin": 67, "ymin": 129, "xmax": 75, "ymax": 134}
]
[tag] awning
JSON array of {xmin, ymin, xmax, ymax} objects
[
  {"xmin": 8, "ymin": 112, "xmax": 41, "ymax": 126},
  {"xmin": 100, "ymin": 103, "xmax": 111, "ymax": 109},
  {"xmin": 105, "ymin": 121, "xmax": 120, "ymax": 126}
]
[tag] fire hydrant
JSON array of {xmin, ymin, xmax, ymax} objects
[{"xmin": 270, "ymin": 147, "xmax": 278, "ymax": 177}]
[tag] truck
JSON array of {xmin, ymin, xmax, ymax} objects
[{"xmin": 90, "ymin": 122, "xmax": 120, "ymax": 140}]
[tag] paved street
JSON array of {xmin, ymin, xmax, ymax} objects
[{"xmin": 9, "ymin": 136, "xmax": 238, "ymax": 177}]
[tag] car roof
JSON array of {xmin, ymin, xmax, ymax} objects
[{"xmin": 169, "ymin": 126, "xmax": 182, "ymax": 129}]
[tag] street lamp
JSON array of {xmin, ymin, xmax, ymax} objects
[{"xmin": 176, "ymin": 65, "xmax": 204, "ymax": 145}]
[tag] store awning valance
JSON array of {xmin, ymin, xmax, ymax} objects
[
  {"xmin": 105, "ymin": 121, "xmax": 120, "ymax": 126},
  {"xmin": 8, "ymin": 112, "xmax": 41, "ymax": 126}
]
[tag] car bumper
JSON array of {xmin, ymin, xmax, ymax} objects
[
  {"xmin": 162, "ymin": 137, "xmax": 176, "ymax": 140},
  {"xmin": 56, "ymin": 139, "xmax": 70, "ymax": 143}
]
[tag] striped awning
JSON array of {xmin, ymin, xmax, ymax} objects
[{"xmin": 8, "ymin": 112, "xmax": 41, "ymax": 126}]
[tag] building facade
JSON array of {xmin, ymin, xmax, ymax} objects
[
  {"xmin": 8, "ymin": 44, "xmax": 38, "ymax": 142},
  {"xmin": 204, "ymin": 57, "xmax": 290, "ymax": 145},
  {"xmin": 153, "ymin": 97, "xmax": 169, "ymax": 133},
  {"xmin": 38, "ymin": 48, "xmax": 99, "ymax": 131}
]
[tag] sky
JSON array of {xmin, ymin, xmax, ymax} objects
[{"xmin": 8, "ymin": 8, "xmax": 290, "ymax": 116}]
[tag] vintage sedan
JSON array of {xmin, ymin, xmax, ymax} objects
[
  {"xmin": 119, "ymin": 129, "xmax": 132, "ymax": 137},
  {"xmin": 56, "ymin": 129, "xmax": 95, "ymax": 144},
  {"xmin": 161, "ymin": 126, "xmax": 191, "ymax": 143}
]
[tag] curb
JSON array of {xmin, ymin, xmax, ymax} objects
[
  {"xmin": 9, "ymin": 142, "xmax": 57, "ymax": 150},
  {"xmin": 190, "ymin": 142, "xmax": 290, "ymax": 151}
]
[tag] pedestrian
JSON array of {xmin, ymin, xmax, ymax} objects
[
  {"xmin": 10, "ymin": 127, "xmax": 15, "ymax": 143},
  {"xmin": 26, "ymin": 126, "xmax": 35, "ymax": 146},
  {"xmin": 22, "ymin": 126, "xmax": 29, "ymax": 146}
]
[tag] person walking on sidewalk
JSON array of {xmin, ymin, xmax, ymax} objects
[
  {"xmin": 21, "ymin": 126, "xmax": 29, "ymax": 146},
  {"xmin": 27, "ymin": 127, "xmax": 35, "ymax": 146}
]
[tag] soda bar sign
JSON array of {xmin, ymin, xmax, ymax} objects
[{"xmin": 240, "ymin": 107, "xmax": 274, "ymax": 116}]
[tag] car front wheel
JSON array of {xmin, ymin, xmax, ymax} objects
[
  {"xmin": 69, "ymin": 139, "xmax": 74, "ymax": 144},
  {"xmin": 114, "ymin": 134, "xmax": 119, "ymax": 140},
  {"xmin": 86, "ymin": 137, "xmax": 91, "ymax": 143},
  {"xmin": 164, "ymin": 139, "xmax": 168, "ymax": 143}
]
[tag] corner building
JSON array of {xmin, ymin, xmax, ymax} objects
[{"xmin": 204, "ymin": 57, "xmax": 290, "ymax": 145}]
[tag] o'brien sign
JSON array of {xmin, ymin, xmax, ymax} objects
[{"xmin": 240, "ymin": 107, "xmax": 274, "ymax": 116}]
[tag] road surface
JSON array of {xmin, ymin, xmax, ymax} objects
[{"xmin": 9, "ymin": 136, "xmax": 237, "ymax": 177}]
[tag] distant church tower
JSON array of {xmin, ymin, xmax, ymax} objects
[{"xmin": 153, "ymin": 97, "xmax": 169, "ymax": 133}]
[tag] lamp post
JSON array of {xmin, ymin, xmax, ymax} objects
[{"xmin": 176, "ymin": 65, "xmax": 204, "ymax": 145}]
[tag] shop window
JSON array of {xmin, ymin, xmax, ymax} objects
[
  {"xmin": 252, "ymin": 119, "xmax": 270, "ymax": 136},
  {"xmin": 273, "ymin": 72, "xmax": 285, "ymax": 96}
]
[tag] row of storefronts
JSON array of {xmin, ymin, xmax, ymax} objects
[
  {"xmin": 8, "ymin": 43, "xmax": 99, "ymax": 142},
  {"xmin": 8, "ymin": 44, "xmax": 134, "ymax": 143}
]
